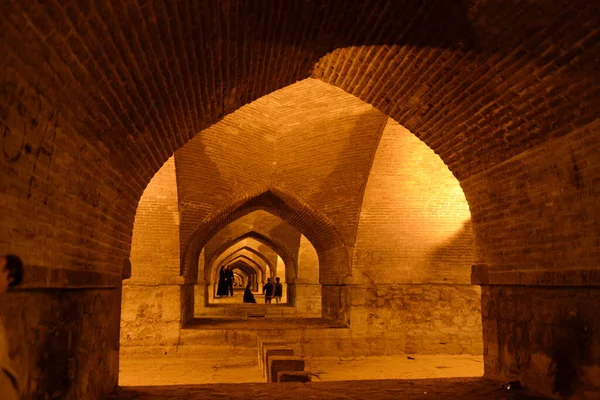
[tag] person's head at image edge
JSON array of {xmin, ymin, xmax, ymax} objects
[{"xmin": 0, "ymin": 255, "xmax": 23, "ymax": 294}]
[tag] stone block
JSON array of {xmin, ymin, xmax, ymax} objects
[
  {"xmin": 263, "ymin": 347, "xmax": 294, "ymax": 378},
  {"xmin": 268, "ymin": 356, "xmax": 305, "ymax": 383},
  {"xmin": 277, "ymin": 371, "xmax": 312, "ymax": 383}
]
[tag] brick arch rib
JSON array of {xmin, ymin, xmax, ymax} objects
[
  {"xmin": 213, "ymin": 249, "xmax": 271, "ymax": 283},
  {"xmin": 205, "ymin": 232, "xmax": 296, "ymax": 283},
  {"xmin": 182, "ymin": 188, "xmax": 349, "ymax": 286}
]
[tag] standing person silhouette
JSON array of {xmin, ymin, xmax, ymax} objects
[
  {"xmin": 216, "ymin": 266, "xmax": 229, "ymax": 297},
  {"xmin": 262, "ymin": 278, "xmax": 274, "ymax": 304},
  {"xmin": 273, "ymin": 277, "xmax": 283, "ymax": 304},
  {"xmin": 1, "ymin": 254, "xmax": 24, "ymax": 400},
  {"xmin": 226, "ymin": 266, "xmax": 234, "ymax": 296}
]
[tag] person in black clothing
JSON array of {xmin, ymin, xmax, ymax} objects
[
  {"xmin": 226, "ymin": 266, "xmax": 234, "ymax": 296},
  {"xmin": 216, "ymin": 266, "xmax": 229, "ymax": 297},
  {"xmin": 243, "ymin": 283, "xmax": 257, "ymax": 303},
  {"xmin": 263, "ymin": 278, "xmax": 274, "ymax": 304},
  {"xmin": 273, "ymin": 277, "xmax": 283, "ymax": 304}
]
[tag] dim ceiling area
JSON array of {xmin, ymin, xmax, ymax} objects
[{"xmin": 1, "ymin": 1, "xmax": 599, "ymax": 399}]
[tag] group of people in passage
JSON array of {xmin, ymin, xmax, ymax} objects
[
  {"xmin": 216, "ymin": 265, "xmax": 234, "ymax": 297},
  {"xmin": 240, "ymin": 276, "xmax": 283, "ymax": 304},
  {"xmin": 216, "ymin": 265, "xmax": 283, "ymax": 304}
]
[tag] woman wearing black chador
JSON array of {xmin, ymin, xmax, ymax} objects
[{"xmin": 216, "ymin": 266, "xmax": 229, "ymax": 297}]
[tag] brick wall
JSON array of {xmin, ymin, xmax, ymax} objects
[
  {"xmin": 202, "ymin": 211, "xmax": 301, "ymax": 275},
  {"xmin": 273, "ymin": 80, "xmax": 388, "ymax": 246},
  {"xmin": 207, "ymin": 238, "xmax": 278, "ymax": 283},
  {"xmin": 294, "ymin": 235, "xmax": 322, "ymax": 315},
  {"xmin": 121, "ymin": 156, "xmax": 183, "ymax": 349},
  {"xmin": 2, "ymin": 2, "xmax": 599, "ymax": 397},
  {"xmin": 1, "ymin": 47, "xmax": 132, "ymax": 400},
  {"xmin": 464, "ymin": 120, "xmax": 599, "ymax": 281},
  {"xmin": 469, "ymin": 121, "xmax": 600, "ymax": 397},
  {"xmin": 348, "ymin": 118, "xmax": 480, "ymax": 354},
  {"xmin": 174, "ymin": 104, "xmax": 276, "ymax": 267},
  {"xmin": 352, "ymin": 119, "xmax": 473, "ymax": 285},
  {"xmin": 129, "ymin": 157, "xmax": 181, "ymax": 283}
]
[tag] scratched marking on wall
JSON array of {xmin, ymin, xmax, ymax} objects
[{"xmin": 0, "ymin": 80, "xmax": 58, "ymax": 205}]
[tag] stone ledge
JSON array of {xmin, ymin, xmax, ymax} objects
[{"xmin": 278, "ymin": 371, "xmax": 312, "ymax": 383}]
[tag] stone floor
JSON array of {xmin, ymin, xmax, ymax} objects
[
  {"xmin": 119, "ymin": 355, "xmax": 484, "ymax": 386},
  {"xmin": 104, "ymin": 378, "xmax": 550, "ymax": 399}
]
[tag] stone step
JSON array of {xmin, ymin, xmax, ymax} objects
[
  {"xmin": 277, "ymin": 371, "xmax": 312, "ymax": 383},
  {"xmin": 195, "ymin": 305, "xmax": 301, "ymax": 319},
  {"xmin": 119, "ymin": 343, "xmax": 259, "ymax": 360},
  {"xmin": 262, "ymin": 346, "xmax": 295, "ymax": 378},
  {"xmin": 179, "ymin": 328, "xmax": 259, "ymax": 348},
  {"xmin": 267, "ymin": 356, "xmax": 305, "ymax": 383}
]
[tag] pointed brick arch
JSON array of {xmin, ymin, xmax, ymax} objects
[
  {"xmin": 182, "ymin": 188, "xmax": 348, "ymax": 285},
  {"xmin": 205, "ymin": 232, "xmax": 296, "ymax": 283},
  {"xmin": 3, "ymin": 3, "xmax": 600, "ymax": 398},
  {"xmin": 181, "ymin": 188, "xmax": 349, "ymax": 322},
  {"xmin": 212, "ymin": 247, "xmax": 272, "ymax": 283}
]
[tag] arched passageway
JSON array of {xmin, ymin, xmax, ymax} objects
[
  {"xmin": 118, "ymin": 79, "xmax": 480, "ymax": 386},
  {"xmin": 1, "ymin": 2, "xmax": 598, "ymax": 398}
]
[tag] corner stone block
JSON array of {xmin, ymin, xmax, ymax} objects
[
  {"xmin": 268, "ymin": 356, "xmax": 305, "ymax": 383},
  {"xmin": 263, "ymin": 347, "xmax": 294, "ymax": 378}
]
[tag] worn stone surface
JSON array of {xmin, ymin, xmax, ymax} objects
[
  {"xmin": 118, "ymin": 353, "xmax": 484, "ymax": 386},
  {"xmin": 120, "ymin": 284, "xmax": 182, "ymax": 347},
  {"xmin": 483, "ymin": 286, "xmax": 600, "ymax": 400},
  {"xmin": 0, "ymin": 289, "xmax": 120, "ymax": 400},
  {"xmin": 105, "ymin": 378, "xmax": 550, "ymax": 399},
  {"xmin": 349, "ymin": 284, "xmax": 482, "ymax": 354}
]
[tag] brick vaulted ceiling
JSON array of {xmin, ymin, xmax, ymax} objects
[
  {"xmin": 3, "ymin": 0, "xmax": 599, "ymax": 189},
  {"xmin": 1, "ymin": 1, "xmax": 599, "ymax": 287}
]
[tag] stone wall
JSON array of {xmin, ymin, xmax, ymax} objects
[
  {"xmin": 482, "ymin": 286, "xmax": 600, "ymax": 399},
  {"xmin": 0, "ymin": 289, "xmax": 120, "ymax": 400},
  {"xmin": 467, "ymin": 122, "xmax": 600, "ymax": 398},
  {"xmin": 121, "ymin": 157, "xmax": 183, "ymax": 348},
  {"xmin": 2, "ymin": 2, "xmax": 599, "ymax": 399},
  {"xmin": 349, "ymin": 285, "xmax": 482, "ymax": 355},
  {"xmin": 294, "ymin": 235, "xmax": 321, "ymax": 314},
  {"xmin": 1, "ymin": 51, "xmax": 131, "ymax": 400},
  {"xmin": 348, "ymin": 118, "xmax": 481, "ymax": 355}
]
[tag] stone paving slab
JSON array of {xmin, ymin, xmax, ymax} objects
[{"xmin": 104, "ymin": 378, "xmax": 550, "ymax": 399}]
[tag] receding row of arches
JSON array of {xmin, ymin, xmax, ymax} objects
[{"xmin": 120, "ymin": 80, "xmax": 477, "ymax": 362}]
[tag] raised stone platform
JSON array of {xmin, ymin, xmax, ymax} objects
[
  {"xmin": 118, "ymin": 354, "xmax": 484, "ymax": 386},
  {"xmin": 105, "ymin": 378, "xmax": 549, "ymax": 399},
  {"xmin": 185, "ymin": 317, "xmax": 347, "ymax": 330},
  {"xmin": 195, "ymin": 303, "xmax": 300, "ymax": 319}
]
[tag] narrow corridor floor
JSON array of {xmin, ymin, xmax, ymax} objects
[{"xmin": 104, "ymin": 378, "xmax": 549, "ymax": 399}]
